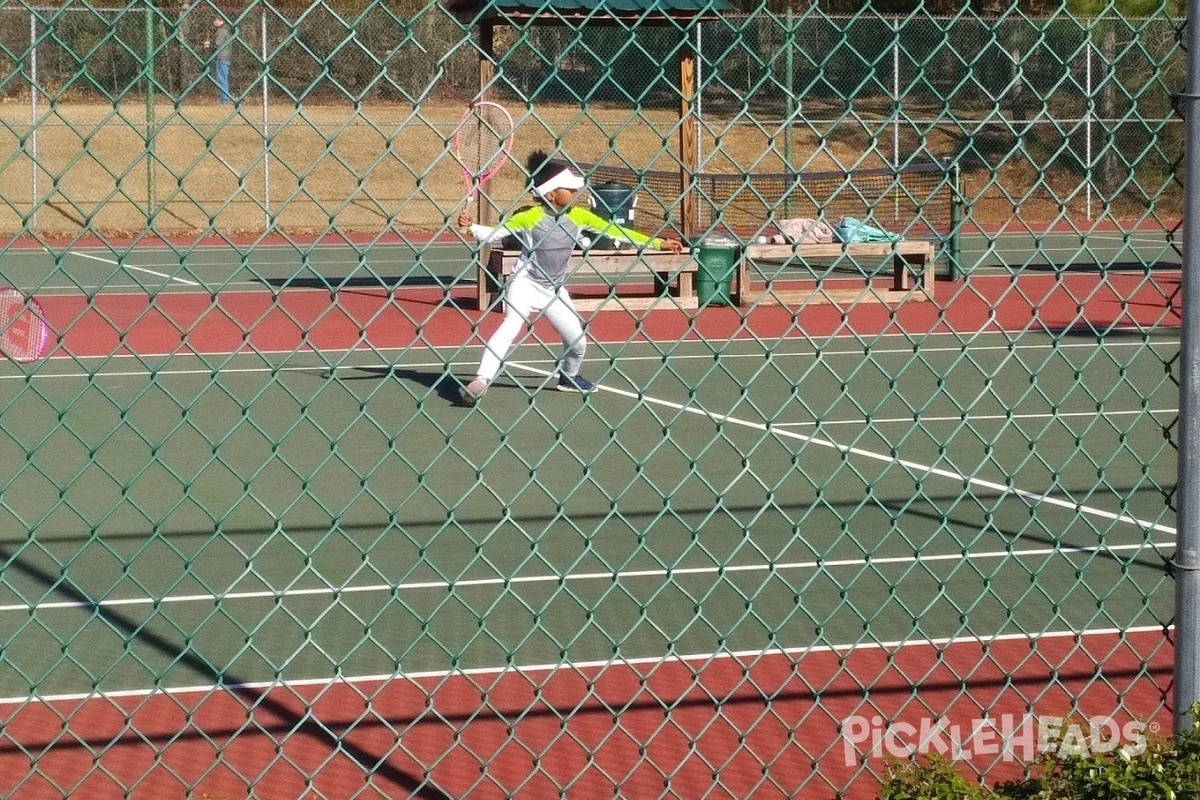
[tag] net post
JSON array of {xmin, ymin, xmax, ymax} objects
[
  {"xmin": 1174, "ymin": 0, "xmax": 1200, "ymax": 735},
  {"xmin": 946, "ymin": 157, "xmax": 961, "ymax": 281}
]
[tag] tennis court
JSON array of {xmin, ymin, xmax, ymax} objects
[
  {"xmin": 0, "ymin": 1, "xmax": 1190, "ymax": 796},
  {"xmin": 0, "ymin": 226, "xmax": 1179, "ymax": 798}
]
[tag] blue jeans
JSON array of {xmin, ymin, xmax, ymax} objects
[{"xmin": 214, "ymin": 58, "xmax": 230, "ymax": 103}]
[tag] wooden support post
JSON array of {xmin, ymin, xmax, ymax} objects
[
  {"xmin": 475, "ymin": 20, "xmax": 497, "ymax": 308},
  {"xmin": 679, "ymin": 42, "xmax": 698, "ymax": 241},
  {"xmin": 477, "ymin": 21, "xmax": 497, "ymax": 231}
]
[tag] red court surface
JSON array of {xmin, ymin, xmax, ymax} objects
[
  {"xmin": 35, "ymin": 270, "xmax": 1181, "ymax": 360},
  {"xmin": 0, "ymin": 628, "xmax": 1173, "ymax": 799}
]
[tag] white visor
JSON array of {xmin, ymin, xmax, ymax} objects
[{"xmin": 534, "ymin": 168, "xmax": 585, "ymax": 197}]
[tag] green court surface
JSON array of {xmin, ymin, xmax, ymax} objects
[
  {"xmin": 0, "ymin": 330, "xmax": 1176, "ymax": 699},
  {"xmin": 958, "ymin": 226, "xmax": 1181, "ymax": 273},
  {"xmin": 25, "ymin": 239, "xmax": 472, "ymax": 295}
]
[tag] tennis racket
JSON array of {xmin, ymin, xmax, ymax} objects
[
  {"xmin": 0, "ymin": 288, "xmax": 50, "ymax": 364},
  {"xmin": 454, "ymin": 101, "xmax": 514, "ymax": 204}
]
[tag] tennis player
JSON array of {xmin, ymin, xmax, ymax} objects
[{"xmin": 457, "ymin": 150, "xmax": 683, "ymax": 406}]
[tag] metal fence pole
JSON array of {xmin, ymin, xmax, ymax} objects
[
  {"xmin": 1174, "ymin": 0, "xmax": 1200, "ymax": 734},
  {"xmin": 145, "ymin": 2, "xmax": 156, "ymax": 222},
  {"xmin": 262, "ymin": 8, "xmax": 270, "ymax": 228},
  {"xmin": 695, "ymin": 22, "xmax": 703, "ymax": 171},
  {"xmin": 1086, "ymin": 25, "xmax": 1093, "ymax": 220},
  {"xmin": 784, "ymin": 9, "xmax": 793, "ymax": 172},
  {"xmin": 892, "ymin": 17, "xmax": 899, "ymax": 171},
  {"xmin": 29, "ymin": 9, "xmax": 37, "ymax": 230},
  {"xmin": 783, "ymin": 10, "xmax": 794, "ymax": 219}
]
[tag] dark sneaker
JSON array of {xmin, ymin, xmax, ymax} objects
[
  {"xmin": 556, "ymin": 374, "xmax": 595, "ymax": 394},
  {"xmin": 461, "ymin": 377, "xmax": 488, "ymax": 406}
]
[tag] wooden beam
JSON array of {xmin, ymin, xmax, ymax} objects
[
  {"xmin": 477, "ymin": 21, "xmax": 497, "ymax": 231},
  {"xmin": 478, "ymin": 20, "xmax": 495, "ymax": 98},
  {"xmin": 679, "ymin": 42, "xmax": 697, "ymax": 241}
]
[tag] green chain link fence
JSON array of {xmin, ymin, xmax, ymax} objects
[
  {"xmin": 0, "ymin": 5, "xmax": 1181, "ymax": 239},
  {"xmin": 0, "ymin": 2, "xmax": 1182, "ymax": 798}
]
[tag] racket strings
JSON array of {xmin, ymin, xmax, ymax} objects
[
  {"xmin": 458, "ymin": 106, "xmax": 513, "ymax": 181},
  {"xmin": 0, "ymin": 289, "xmax": 48, "ymax": 362}
]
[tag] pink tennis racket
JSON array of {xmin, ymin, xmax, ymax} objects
[
  {"xmin": 454, "ymin": 101, "xmax": 514, "ymax": 203},
  {"xmin": 0, "ymin": 288, "xmax": 50, "ymax": 363}
]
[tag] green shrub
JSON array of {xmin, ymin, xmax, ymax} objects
[
  {"xmin": 882, "ymin": 754, "xmax": 989, "ymax": 800},
  {"xmin": 880, "ymin": 707, "xmax": 1200, "ymax": 800}
]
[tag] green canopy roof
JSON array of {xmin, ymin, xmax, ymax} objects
[{"xmin": 445, "ymin": 0, "xmax": 730, "ymax": 24}]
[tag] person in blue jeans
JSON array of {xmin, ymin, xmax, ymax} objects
[{"xmin": 204, "ymin": 17, "xmax": 232, "ymax": 104}]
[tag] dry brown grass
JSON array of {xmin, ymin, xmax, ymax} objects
[
  {"xmin": 0, "ymin": 98, "xmax": 897, "ymax": 239},
  {"xmin": 0, "ymin": 97, "xmax": 1172, "ymax": 240}
]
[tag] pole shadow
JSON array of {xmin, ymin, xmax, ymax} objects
[{"xmin": 0, "ymin": 546, "xmax": 455, "ymax": 800}]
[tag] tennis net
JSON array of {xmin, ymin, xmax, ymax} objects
[{"xmin": 580, "ymin": 160, "xmax": 960, "ymax": 246}]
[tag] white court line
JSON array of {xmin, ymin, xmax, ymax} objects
[
  {"xmin": 510, "ymin": 360, "xmax": 1177, "ymax": 537},
  {"xmin": 0, "ymin": 364, "xmax": 348, "ymax": 381},
  {"xmin": 773, "ymin": 408, "xmax": 1178, "ymax": 428},
  {"xmin": 0, "ymin": 539, "xmax": 1170, "ymax": 616},
  {"xmin": 8, "ymin": 341, "xmax": 1178, "ymax": 432},
  {"xmin": 0, "ymin": 623, "xmax": 1170, "ymax": 706},
  {"xmin": 68, "ymin": 250, "xmax": 201, "ymax": 287},
  {"xmin": 41, "ymin": 240, "xmax": 466, "ymax": 295},
  {"xmin": 22, "ymin": 330, "xmax": 1182, "ymax": 371}
]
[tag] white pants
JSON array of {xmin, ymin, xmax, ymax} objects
[{"xmin": 476, "ymin": 273, "xmax": 585, "ymax": 382}]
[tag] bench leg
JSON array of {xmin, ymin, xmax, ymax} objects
[
  {"xmin": 892, "ymin": 254, "xmax": 907, "ymax": 291},
  {"xmin": 892, "ymin": 254, "xmax": 926, "ymax": 292},
  {"xmin": 476, "ymin": 265, "xmax": 490, "ymax": 310},
  {"xmin": 654, "ymin": 272, "xmax": 670, "ymax": 298},
  {"xmin": 677, "ymin": 271, "xmax": 694, "ymax": 302},
  {"xmin": 479, "ymin": 248, "xmax": 504, "ymax": 311},
  {"xmin": 656, "ymin": 271, "xmax": 696, "ymax": 304}
]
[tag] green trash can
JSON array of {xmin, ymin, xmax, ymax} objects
[
  {"xmin": 588, "ymin": 182, "xmax": 637, "ymax": 249},
  {"xmin": 695, "ymin": 236, "xmax": 739, "ymax": 307}
]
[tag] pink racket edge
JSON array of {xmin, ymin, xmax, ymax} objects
[
  {"xmin": 454, "ymin": 102, "xmax": 514, "ymax": 196},
  {"xmin": 0, "ymin": 290, "xmax": 51, "ymax": 364}
]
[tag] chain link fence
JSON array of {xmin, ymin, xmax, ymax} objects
[
  {"xmin": 0, "ymin": 5, "xmax": 1181, "ymax": 241},
  {"xmin": 0, "ymin": 3, "xmax": 1182, "ymax": 799}
]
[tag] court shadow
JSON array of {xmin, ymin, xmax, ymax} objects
[
  {"xmin": 1041, "ymin": 322, "xmax": 1170, "ymax": 339},
  {"xmin": 0, "ymin": 544, "xmax": 455, "ymax": 800},
  {"xmin": 1020, "ymin": 260, "xmax": 1178, "ymax": 273},
  {"xmin": 348, "ymin": 366, "xmax": 467, "ymax": 406},
  {"xmin": 258, "ymin": 275, "xmax": 474, "ymax": 290},
  {"xmin": 879, "ymin": 497, "xmax": 1171, "ymax": 575},
  {"xmin": 399, "ymin": 293, "xmax": 484, "ymax": 312}
]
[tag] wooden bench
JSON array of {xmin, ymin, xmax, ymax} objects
[
  {"xmin": 736, "ymin": 240, "xmax": 937, "ymax": 306},
  {"xmin": 479, "ymin": 249, "xmax": 699, "ymax": 312}
]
